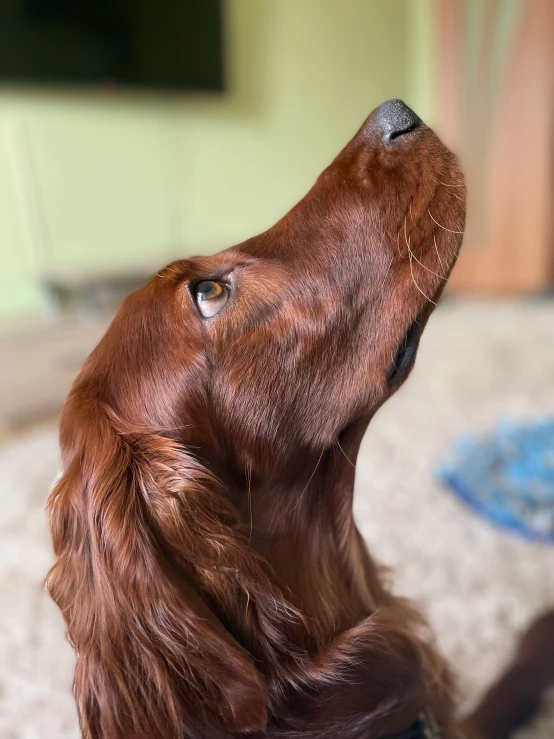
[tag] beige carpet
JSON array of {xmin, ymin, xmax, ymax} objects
[{"xmin": 1, "ymin": 299, "xmax": 553, "ymax": 738}]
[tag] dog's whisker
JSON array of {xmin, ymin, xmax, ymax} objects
[
  {"xmin": 409, "ymin": 202, "xmax": 421, "ymax": 233},
  {"xmin": 403, "ymin": 216, "xmax": 416, "ymax": 258},
  {"xmin": 396, "ymin": 229, "xmax": 405, "ymax": 258},
  {"xmin": 294, "ymin": 447, "xmax": 325, "ymax": 512},
  {"xmin": 383, "ymin": 228, "xmax": 394, "ymax": 244},
  {"xmin": 384, "ymin": 229, "xmax": 401, "ymax": 254},
  {"xmin": 436, "ymin": 179, "xmax": 465, "ymax": 188},
  {"xmin": 401, "ymin": 216, "xmax": 412, "ymax": 259},
  {"xmin": 409, "ymin": 249, "xmax": 447, "ymax": 281},
  {"xmin": 433, "ymin": 234, "xmax": 445, "ymax": 272},
  {"xmin": 381, "ymin": 255, "xmax": 394, "ymax": 288},
  {"xmin": 404, "ymin": 220, "xmax": 437, "ymax": 304},
  {"xmin": 246, "ymin": 462, "xmax": 253, "ymax": 543},
  {"xmin": 408, "ymin": 251, "xmax": 437, "ymax": 306},
  {"xmin": 336, "ymin": 440, "xmax": 356, "ymax": 469},
  {"xmin": 428, "ymin": 209, "xmax": 464, "ymax": 234},
  {"xmin": 395, "ymin": 200, "xmax": 408, "ymax": 258}
]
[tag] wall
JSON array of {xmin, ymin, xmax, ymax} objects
[{"xmin": 0, "ymin": 0, "xmax": 419, "ymax": 325}]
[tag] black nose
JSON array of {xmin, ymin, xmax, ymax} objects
[{"xmin": 376, "ymin": 99, "xmax": 420, "ymax": 142}]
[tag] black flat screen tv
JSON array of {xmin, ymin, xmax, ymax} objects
[{"xmin": 0, "ymin": 0, "xmax": 224, "ymax": 91}]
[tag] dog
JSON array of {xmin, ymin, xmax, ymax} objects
[{"xmin": 48, "ymin": 99, "xmax": 536, "ymax": 739}]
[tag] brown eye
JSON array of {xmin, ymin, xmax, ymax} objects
[{"xmin": 195, "ymin": 280, "xmax": 228, "ymax": 318}]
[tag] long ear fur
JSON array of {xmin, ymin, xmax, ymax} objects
[{"xmin": 47, "ymin": 406, "xmax": 305, "ymax": 739}]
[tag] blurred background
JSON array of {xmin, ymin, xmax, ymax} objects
[{"xmin": 0, "ymin": 1, "xmax": 553, "ymax": 737}]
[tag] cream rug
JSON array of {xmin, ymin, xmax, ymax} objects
[{"xmin": 1, "ymin": 299, "xmax": 553, "ymax": 738}]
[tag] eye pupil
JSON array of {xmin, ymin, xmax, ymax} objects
[
  {"xmin": 197, "ymin": 281, "xmax": 222, "ymax": 301},
  {"xmin": 194, "ymin": 280, "xmax": 228, "ymax": 317}
]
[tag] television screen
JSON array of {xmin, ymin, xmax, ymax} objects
[{"xmin": 0, "ymin": 0, "xmax": 224, "ymax": 91}]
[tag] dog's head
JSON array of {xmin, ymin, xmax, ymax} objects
[
  {"xmin": 48, "ymin": 101, "xmax": 465, "ymax": 739},
  {"xmin": 68, "ymin": 99, "xmax": 464, "ymax": 475}
]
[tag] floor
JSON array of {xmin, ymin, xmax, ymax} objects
[
  {"xmin": 1, "ymin": 299, "xmax": 553, "ymax": 738},
  {"xmin": 0, "ymin": 316, "xmax": 111, "ymax": 435}
]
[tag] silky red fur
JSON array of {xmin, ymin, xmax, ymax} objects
[{"xmin": 47, "ymin": 105, "xmax": 466, "ymax": 738}]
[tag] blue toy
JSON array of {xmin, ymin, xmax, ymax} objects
[{"xmin": 437, "ymin": 418, "xmax": 554, "ymax": 543}]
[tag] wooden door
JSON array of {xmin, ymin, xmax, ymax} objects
[{"xmin": 434, "ymin": 0, "xmax": 554, "ymax": 294}]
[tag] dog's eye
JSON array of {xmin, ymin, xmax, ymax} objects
[{"xmin": 195, "ymin": 280, "xmax": 228, "ymax": 318}]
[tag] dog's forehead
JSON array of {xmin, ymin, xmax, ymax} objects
[{"xmin": 157, "ymin": 246, "xmax": 293, "ymax": 285}]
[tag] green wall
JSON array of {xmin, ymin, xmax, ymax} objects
[{"xmin": 0, "ymin": 0, "xmax": 428, "ymax": 325}]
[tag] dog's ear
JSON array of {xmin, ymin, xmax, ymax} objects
[{"xmin": 47, "ymin": 405, "xmax": 272, "ymax": 739}]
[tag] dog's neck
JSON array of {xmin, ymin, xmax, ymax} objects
[
  {"xmin": 224, "ymin": 427, "xmax": 455, "ymax": 739},
  {"xmin": 234, "ymin": 420, "xmax": 389, "ymax": 636}
]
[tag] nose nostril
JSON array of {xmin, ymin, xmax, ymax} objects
[{"xmin": 387, "ymin": 121, "xmax": 419, "ymax": 141}]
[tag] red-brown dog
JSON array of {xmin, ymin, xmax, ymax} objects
[{"xmin": 48, "ymin": 100, "xmax": 469, "ymax": 739}]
